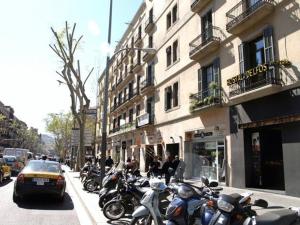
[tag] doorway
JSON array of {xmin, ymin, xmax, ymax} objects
[
  {"xmin": 166, "ymin": 143, "xmax": 179, "ymax": 160},
  {"xmin": 145, "ymin": 145, "xmax": 154, "ymax": 172},
  {"xmin": 245, "ymin": 127, "xmax": 285, "ymax": 190}
]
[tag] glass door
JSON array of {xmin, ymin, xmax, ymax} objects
[{"xmin": 192, "ymin": 139, "xmax": 225, "ymax": 182}]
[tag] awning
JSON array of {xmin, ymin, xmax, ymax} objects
[{"xmin": 238, "ymin": 114, "xmax": 300, "ymax": 129}]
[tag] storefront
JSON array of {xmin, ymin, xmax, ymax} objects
[
  {"xmin": 184, "ymin": 128, "xmax": 226, "ymax": 183},
  {"xmin": 230, "ymin": 87, "xmax": 300, "ymax": 196}
]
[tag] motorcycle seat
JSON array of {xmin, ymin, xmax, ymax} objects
[
  {"xmin": 255, "ymin": 209, "xmax": 298, "ymax": 225},
  {"xmin": 136, "ymin": 187, "xmax": 150, "ymax": 194}
]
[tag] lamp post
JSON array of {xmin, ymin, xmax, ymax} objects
[{"xmin": 99, "ymin": 0, "xmax": 156, "ymax": 188}]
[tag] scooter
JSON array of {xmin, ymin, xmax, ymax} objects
[
  {"xmin": 130, "ymin": 178, "xmax": 169, "ymax": 225},
  {"xmin": 166, "ymin": 176, "xmax": 220, "ymax": 225}
]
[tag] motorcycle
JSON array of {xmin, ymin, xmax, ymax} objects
[
  {"xmin": 207, "ymin": 192, "xmax": 269, "ymax": 225},
  {"xmin": 98, "ymin": 162, "xmax": 125, "ymax": 208},
  {"xmin": 130, "ymin": 178, "xmax": 169, "ymax": 225},
  {"xmin": 166, "ymin": 176, "xmax": 220, "ymax": 225},
  {"xmin": 102, "ymin": 176, "xmax": 152, "ymax": 220}
]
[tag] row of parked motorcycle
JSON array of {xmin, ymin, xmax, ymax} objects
[{"xmin": 79, "ymin": 161, "xmax": 300, "ymax": 225}]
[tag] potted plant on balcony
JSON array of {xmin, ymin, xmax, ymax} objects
[{"xmin": 208, "ymin": 82, "xmax": 220, "ymax": 104}]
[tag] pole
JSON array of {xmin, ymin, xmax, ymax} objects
[{"xmin": 100, "ymin": 0, "xmax": 113, "ymax": 188}]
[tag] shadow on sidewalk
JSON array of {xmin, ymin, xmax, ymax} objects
[{"xmin": 107, "ymin": 220, "xmax": 130, "ymax": 225}]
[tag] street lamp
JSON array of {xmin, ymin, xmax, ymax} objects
[{"xmin": 99, "ymin": 0, "xmax": 156, "ymax": 188}]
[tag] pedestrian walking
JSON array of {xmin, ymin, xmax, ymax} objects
[{"xmin": 162, "ymin": 156, "xmax": 173, "ymax": 185}]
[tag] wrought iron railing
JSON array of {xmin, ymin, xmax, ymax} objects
[
  {"xmin": 228, "ymin": 76, "xmax": 281, "ymax": 97},
  {"xmin": 110, "ymin": 121, "xmax": 136, "ymax": 134},
  {"xmin": 145, "ymin": 16, "xmax": 155, "ymax": 31},
  {"xmin": 226, "ymin": 0, "xmax": 275, "ymax": 31},
  {"xmin": 135, "ymin": 33, "xmax": 142, "ymax": 43},
  {"xmin": 141, "ymin": 78, "xmax": 154, "ymax": 90},
  {"xmin": 189, "ymin": 26, "xmax": 221, "ymax": 56},
  {"xmin": 189, "ymin": 87, "xmax": 221, "ymax": 111}
]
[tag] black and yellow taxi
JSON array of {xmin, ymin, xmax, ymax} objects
[
  {"xmin": 0, "ymin": 157, "xmax": 11, "ymax": 183},
  {"xmin": 13, "ymin": 160, "xmax": 66, "ymax": 202}
]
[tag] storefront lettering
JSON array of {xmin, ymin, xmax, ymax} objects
[{"xmin": 227, "ymin": 60, "xmax": 291, "ymax": 86}]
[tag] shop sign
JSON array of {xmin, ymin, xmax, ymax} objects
[
  {"xmin": 227, "ymin": 59, "xmax": 291, "ymax": 86},
  {"xmin": 194, "ymin": 131, "xmax": 213, "ymax": 138}
]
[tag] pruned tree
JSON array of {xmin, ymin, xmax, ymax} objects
[{"xmin": 49, "ymin": 22, "xmax": 93, "ymax": 170}]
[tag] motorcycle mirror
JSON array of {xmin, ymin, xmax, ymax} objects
[
  {"xmin": 253, "ymin": 199, "xmax": 268, "ymax": 208},
  {"xmin": 209, "ymin": 181, "xmax": 218, "ymax": 187},
  {"xmin": 201, "ymin": 176, "xmax": 209, "ymax": 186}
]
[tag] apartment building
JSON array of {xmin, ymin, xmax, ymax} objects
[{"xmin": 96, "ymin": 0, "xmax": 300, "ymax": 196}]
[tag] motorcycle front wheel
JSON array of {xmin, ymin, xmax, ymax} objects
[
  {"xmin": 86, "ymin": 180, "xmax": 98, "ymax": 192},
  {"xmin": 130, "ymin": 215, "xmax": 154, "ymax": 225},
  {"xmin": 103, "ymin": 200, "xmax": 126, "ymax": 220}
]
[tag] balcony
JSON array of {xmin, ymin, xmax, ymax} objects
[
  {"xmin": 134, "ymin": 33, "xmax": 143, "ymax": 47},
  {"xmin": 189, "ymin": 86, "xmax": 221, "ymax": 112},
  {"xmin": 191, "ymin": 0, "xmax": 212, "ymax": 13},
  {"xmin": 132, "ymin": 59, "xmax": 142, "ymax": 73},
  {"xmin": 189, "ymin": 26, "xmax": 221, "ymax": 61},
  {"xmin": 226, "ymin": 0, "xmax": 275, "ymax": 35},
  {"xmin": 122, "ymin": 50, "xmax": 129, "ymax": 64},
  {"xmin": 116, "ymin": 76, "xmax": 123, "ymax": 87},
  {"xmin": 136, "ymin": 113, "xmax": 154, "ymax": 128},
  {"xmin": 228, "ymin": 72, "xmax": 281, "ymax": 104},
  {"xmin": 140, "ymin": 78, "xmax": 155, "ymax": 94},
  {"xmin": 143, "ymin": 48, "xmax": 156, "ymax": 62},
  {"xmin": 109, "ymin": 121, "xmax": 136, "ymax": 136},
  {"xmin": 145, "ymin": 16, "xmax": 155, "ymax": 33}
]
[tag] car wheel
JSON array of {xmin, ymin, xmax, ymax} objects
[{"xmin": 13, "ymin": 192, "xmax": 21, "ymax": 203}]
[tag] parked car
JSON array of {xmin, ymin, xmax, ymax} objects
[
  {"xmin": 3, "ymin": 155, "xmax": 20, "ymax": 175},
  {"xmin": 13, "ymin": 160, "xmax": 66, "ymax": 203},
  {"xmin": 0, "ymin": 157, "xmax": 11, "ymax": 183}
]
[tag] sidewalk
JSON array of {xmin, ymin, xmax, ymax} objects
[{"xmin": 65, "ymin": 167, "xmax": 300, "ymax": 225}]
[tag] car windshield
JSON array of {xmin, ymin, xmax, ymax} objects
[
  {"xmin": 23, "ymin": 160, "xmax": 61, "ymax": 173},
  {"xmin": 4, "ymin": 157, "xmax": 16, "ymax": 162}
]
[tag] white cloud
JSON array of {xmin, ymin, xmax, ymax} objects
[
  {"xmin": 88, "ymin": 20, "xmax": 100, "ymax": 36},
  {"xmin": 100, "ymin": 42, "xmax": 115, "ymax": 56}
]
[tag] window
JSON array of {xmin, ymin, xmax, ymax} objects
[
  {"xmin": 172, "ymin": 4, "xmax": 178, "ymax": 23},
  {"xmin": 149, "ymin": 8, "xmax": 153, "ymax": 23},
  {"xmin": 123, "ymin": 112, "xmax": 126, "ymax": 121},
  {"xmin": 166, "ymin": 40, "xmax": 179, "ymax": 67},
  {"xmin": 164, "ymin": 82, "xmax": 179, "ymax": 111},
  {"xmin": 146, "ymin": 63, "xmax": 154, "ymax": 85},
  {"xmin": 201, "ymin": 11, "xmax": 212, "ymax": 42},
  {"xmin": 136, "ymin": 104, "xmax": 141, "ymax": 116},
  {"xmin": 237, "ymin": 26, "xmax": 275, "ymax": 90},
  {"xmin": 129, "ymin": 108, "xmax": 134, "ymax": 123},
  {"xmin": 198, "ymin": 58, "xmax": 220, "ymax": 98},
  {"xmin": 166, "ymin": 4, "xmax": 178, "ymax": 30},
  {"xmin": 167, "ymin": 12, "xmax": 172, "ymax": 30},
  {"xmin": 173, "ymin": 40, "xmax": 178, "ymax": 62},
  {"xmin": 138, "ymin": 26, "xmax": 142, "ymax": 38},
  {"xmin": 166, "ymin": 46, "xmax": 172, "ymax": 67}
]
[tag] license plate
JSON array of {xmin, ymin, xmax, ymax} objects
[{"xmin": 33, "ymin": 178, "xmax": 49, "ymax": 185}]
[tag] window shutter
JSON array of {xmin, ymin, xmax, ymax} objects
[
  {"xmin": 198, "ymin": 68, "xmax": 202, "ymax": 93},
  {"xmin": 238, "ymin": 43, "xmax": 245, "ymax": 74},
  {"xmin": 164, "ymin": 87, "xmax": 168, "ymax": 111},
  {"xmin": 213, "ymin": 58, "xmax": 220, "ymax": 84},
  {"xmin": 263, "ymin": 26, "xmax": 275, "ymax": 79}
]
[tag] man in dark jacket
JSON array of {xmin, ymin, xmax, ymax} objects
[
  {"xmin": 162, "ymin": 156, "xmax": 173, "ymax": 185},
  {"xmin": 105, "ymin": 156, "xmax": 114, "ymax": 167}
]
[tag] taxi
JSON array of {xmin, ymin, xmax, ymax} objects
[
  {"xmin": 0, "ymin": 157, "xmax": 11, "ymax": 183},
  {"xmin": 13, "ymin": 160, "xmax": 66, "ymax": 202}
]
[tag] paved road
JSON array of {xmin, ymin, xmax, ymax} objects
[{"xmin": 0, "ymin": 177, "xmax": 81, "ymax": 225}]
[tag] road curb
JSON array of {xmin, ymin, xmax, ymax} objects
[{"xmin": 65, "ymin": 170, "xmax": 97, "ymax": 225}]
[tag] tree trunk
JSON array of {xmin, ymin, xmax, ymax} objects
[{"xmin": 75, "ymin": 113, "xmax": 86, "ymax": 171}]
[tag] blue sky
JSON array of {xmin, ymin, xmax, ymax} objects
[{"xmin": 0, "ymin": 0, "xmax": 142, "ymax": 133}]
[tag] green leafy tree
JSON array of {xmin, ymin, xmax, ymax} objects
[{"xmin": 45, "ymin": 113, "xmax": 73, "ymax": 160}]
